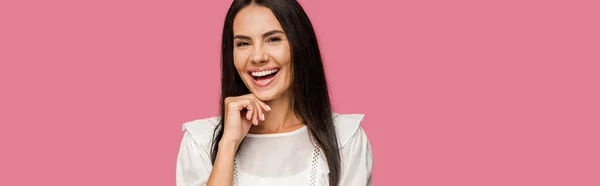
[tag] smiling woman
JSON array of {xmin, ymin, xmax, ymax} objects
[{"xmin": 175, "ymin": 0, "xmax": 373, "ymax": 186}]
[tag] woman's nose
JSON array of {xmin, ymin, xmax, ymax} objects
[{"xmin": 251, "ymin": 47, "xmax": 268, "ymax": 64}]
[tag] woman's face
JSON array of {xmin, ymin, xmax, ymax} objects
[{"xmin": 232, "ymin": 5, "xmax": 292, "ymax": 101}]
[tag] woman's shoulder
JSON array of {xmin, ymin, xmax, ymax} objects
[
  {"xmin": 180, "ymin": 116, "xmax": 221, "ymax": 144},
  {"xmin": 332, "ymin": 112, "xmax": 367, "ymax": 148}
]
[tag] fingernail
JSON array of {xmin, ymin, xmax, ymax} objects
[
  {"xmin": 266, "ymin": 105, "xmax": 271, "ymax": 111},
  {"xmin": 261, "ymin": 113, "xmax": 265, "ymax": 121}
]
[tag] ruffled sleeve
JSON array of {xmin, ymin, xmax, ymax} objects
[
  {"xmin": 335, "ymin": 113, "xmax": 374, "ymax": 186},
  {"xmin": 176, "ymin": 117, "xmax": 219, "ymax": 186}
]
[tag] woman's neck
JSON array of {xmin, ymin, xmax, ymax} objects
[{"xmin": 248, "ymin": 92, "xmax": 303, "ymax": 134}]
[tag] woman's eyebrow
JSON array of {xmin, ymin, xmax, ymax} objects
[
  {"xmin": 233, "ymin": 34, "xmax": 251, "ymax": 40},
  {"xmin": 233, "ymin": 30, "xmax": 284, "ymax": 40},
  {"xmin": 262, "ymin": 30, "xmax": 284, "ymax": 38}
]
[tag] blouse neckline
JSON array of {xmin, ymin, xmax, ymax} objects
[{"xmin": 245, "ymin": 125, "xmax": 307, "ymax": 138}]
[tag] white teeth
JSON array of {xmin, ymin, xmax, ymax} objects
[{"xmin": 251, "ymin": 69, "xmax": 279, "ymax": 77}]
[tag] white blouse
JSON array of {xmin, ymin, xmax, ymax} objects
[{"xmin": 176, "ymin": 112, "xmax": 373, "ymax": 186}]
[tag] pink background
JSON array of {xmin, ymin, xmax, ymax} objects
[{"xmin": 1, "ymin": 0, "xmax": 599, "ymax": 185}]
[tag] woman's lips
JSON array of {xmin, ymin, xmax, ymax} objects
[{"xmin": 251, "ymin": 71, "xmax": 278, "ymax": 87}]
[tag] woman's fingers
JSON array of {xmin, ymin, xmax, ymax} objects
[
  {"xmin": 245, "ymin": 110, "xmax": 252, "ymax": 121},
  {"xmin": 246, "ymin": 94, "xmax": 270, "ymax": 124},
  {"xmin": 235, "ymin": 98, "xmax": 254, "ymax": 123},
  {"xmin": 253, "ymin": 98, "xmax": 264, "ymax": 123},
  {"xmin": 251, "ymin": 95, "xmax": 271, "ymax": 112},
  {"xmin": 249, "ymin": 98, "xmax": 258, "ymax": 125},
  {"xmin": 232, "ymin": 94, "xmax": 271, "ymax": 126}
]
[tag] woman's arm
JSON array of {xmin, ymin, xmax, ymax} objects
[
  {"xmin": 206, "ymin": 140, "xmax": 238, "ymax": 186},
  {"xmin": 208, "ymin": 94, "xmax": 270, "ymax": 185}
]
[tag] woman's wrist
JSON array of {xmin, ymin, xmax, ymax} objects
[{"xmin": 218, "ymin": 139, "xmax": 239, "ymax": 155}]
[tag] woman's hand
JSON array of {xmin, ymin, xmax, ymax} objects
[{"xmin": 221, "ymin": 94, "xmax": 271, "ymax": 146}]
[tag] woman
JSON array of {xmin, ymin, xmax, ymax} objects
[{"xmin": 176, "ymin": 0, "xmax": 373, "ymax": 185}]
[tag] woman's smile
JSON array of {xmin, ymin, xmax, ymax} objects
[{"xmin": 247, "ymin": 67, "xmax": 280, "ymax": 87}]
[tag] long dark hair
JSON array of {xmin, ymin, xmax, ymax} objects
[{"xmin": 211, "ymin": 0, "xmax": 340, "ymax": 185}]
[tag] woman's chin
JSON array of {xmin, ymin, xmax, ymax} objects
[{"xmin": 252, "ymin": 90, "xmax": 279, "ymax": 102}]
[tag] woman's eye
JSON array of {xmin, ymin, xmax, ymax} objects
[
  {"xmin": 236, "ymin": 42, "xmax": 249, "ymax": 47},
  {"xmin": 267, "ymin": 37, "xmax": 281, "ymax": 43}
]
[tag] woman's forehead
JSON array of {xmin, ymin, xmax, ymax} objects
[{"xmin": 233, "ymin": 5, "xmax": 283, "ymax": 36}]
